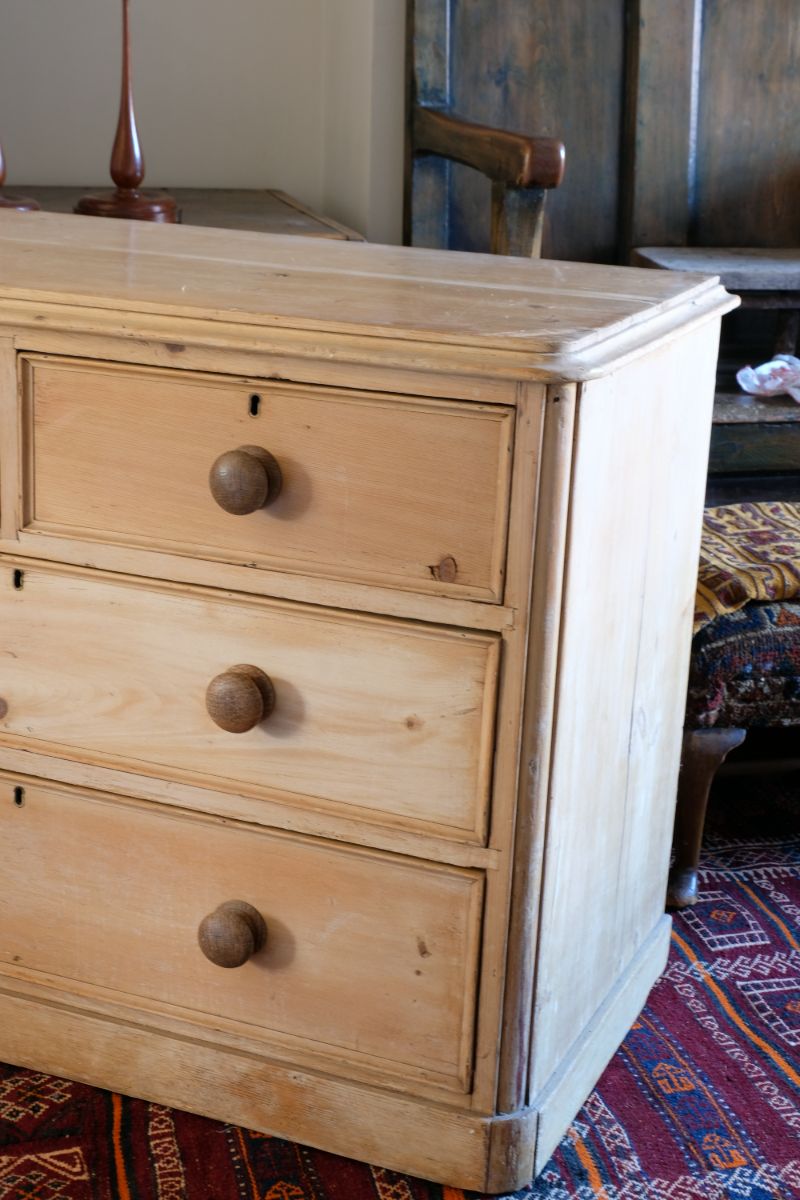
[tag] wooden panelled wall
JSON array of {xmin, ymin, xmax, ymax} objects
[{"xmin": 407, "ymin": 0, "xmax": 800, "ymax": 263}]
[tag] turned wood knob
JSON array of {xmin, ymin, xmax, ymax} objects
[
  {"xmin": 209, "ymin": 445, "xmax": 283, "ymax": 514},
  {"xmin": 206, "ymin": 665, "xmax": 275, "ymax": 733},
  {"xmin": 198, "ymin": 900, "xmax": 267, "ymax": 968}
]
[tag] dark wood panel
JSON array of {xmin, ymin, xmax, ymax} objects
[
  {"xmin": 408, "ymin": 0, "xmax": 800, "ymax": 265},
  {"xmin": 411, "ymin": 0, "xmax": 450, "ymax": 108},
  {"xmin": 695, "ymin": 0, "xmax": 800, "ymax": 247},
  {"xmin": 709, "ymin": 422, "xmax": 800, "ymax": 475},
  {"xmin": 406, "ymin": 0, "xmax": 452, "ymax": 248},
  {"xmin": 448, "ymin": 0, "xmax": 624, "ymax": 261},
  {"xmin": 408, "ymin": 0, "xmax": 624, "ymax": 262},
  {"xmin": 622, "ymin": 0, "xmax": 701, "ymax": 255}
]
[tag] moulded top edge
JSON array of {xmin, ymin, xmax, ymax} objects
[{"xmin": 0, "ymin": 210, "xmax": 735, "ymax": 363}]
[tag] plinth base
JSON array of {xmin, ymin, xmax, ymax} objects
[
  {"xmin": 0, "ymin": 194, "xmax": 40, "ymax": 212},
  {"xmin": 74, "ymin": 188, "xmax": 179, "ymax": 223}
]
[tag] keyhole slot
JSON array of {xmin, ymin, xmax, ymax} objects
[
  {"xmin": 13, "ymin": 569, "xmax": 23, "ymax": 590},
  {"xmin": 13, "ymin": 787, "xmax": 24, "ymax": 807},
  {"xmin": 249, "ymin": 394, "xmax": 261, "ymax": 417}
]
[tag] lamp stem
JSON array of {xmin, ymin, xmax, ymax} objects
[
  {"xmin": 110, "ymin": 0, "xmax": 145, "ymax": 191},
  {"xmin": 74, "ymin": 0, "xmax": 178, "ymax": 222}
]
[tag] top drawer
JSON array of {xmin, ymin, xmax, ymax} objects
[{"xmin": 20, "ymin": 356, "xmax": 514, "ymax": 602}]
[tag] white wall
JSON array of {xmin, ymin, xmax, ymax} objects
[
  {"xmin": 0, "ymin": 0, "xmax": 405, "ymax": 242},
  {"xmin": 321, "ymin": 0, "xmax": 406, "ymax": 243}
]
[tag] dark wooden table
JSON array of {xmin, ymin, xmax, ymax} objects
[
  {"xmin": 633, "ymin": 247, "xmax": 800, "ymax": 504},
  {"xmin": 705, "ymin": 391, "xmax": 800, "ymax": 504},
  {"xmin": 17, "ymin": 187, "xmax": 364, "ymax": 242}
]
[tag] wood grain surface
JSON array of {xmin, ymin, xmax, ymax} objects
[
  {"xmin": 23, "ymin": 355, "xmax": 513, "ymax": 601},
  {"xmin": 408, "ymin": 0, "xmax": 623, "ymax": 262},
  {"xmin": 0, "ymin": 210, "xmax": 729, "ymax": 362},
  {"xmin": 0, "ymin": 562, "xmax": 500, "ymax": 840},
  {"xmin": 695, "ymin": 0, "xmax": 800, "ymax": 247},
  {"xmin": 529, "ymin": 321, "xmax": 719, "ymax": 1103},
  {"xmin": 632, "ymin": 247, "xmax": 800, "ymax": 290},
  {"xmin": 19, "ymin": 187, "xmax": 364, "ymax": 240},
  {"xmin": 0, "ymin": 211, "xmax": 731, "ymax": 1191},
  {"xmin": 622, "ymin": 0, "xmax": 701, "ymax": 253},
  {"xmin": 0, "ymin": 776, "xmax": 483, "ymax": 1092}
]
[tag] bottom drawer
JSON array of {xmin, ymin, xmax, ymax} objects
[{"xmin": 0, "ymin": 775, "xmax": 483, "ymax": 1092}]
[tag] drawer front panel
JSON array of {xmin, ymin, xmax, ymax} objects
[
  {"xmin": 0, "ymin": 777, "xmax": 483, "ymax": 1090},
  {"xmin": 22, "ymin": 357, "xmax": 514, "ymax": 601},
  {"xmin": 0, "ymin": 565, "xmax": 498, "ymax": 839}
]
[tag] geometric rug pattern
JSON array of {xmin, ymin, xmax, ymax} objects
[{"xmin": 0, "ymin": 773, "xmax": 798, "ymax": 1199}]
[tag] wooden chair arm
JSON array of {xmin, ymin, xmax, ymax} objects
[{"xmin": 413, "ymin": 106, "xmax": 565, "ymax": 189}]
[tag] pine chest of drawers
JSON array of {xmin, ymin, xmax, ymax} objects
[{"xmin": 0, "ymin": 212, "xmax": 734, "ymax": 1191}]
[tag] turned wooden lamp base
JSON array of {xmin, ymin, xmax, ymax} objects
[
  {"xmin": 74, "ymin": 188, "xmax": 178, "ymax": 223},
  {"xmin": 74, "ymin": 0, "xmax": 180, "ymax": 226},
  {"xmin": 0, "ymin": 193, "xmax": 40, "ymax": 212}
]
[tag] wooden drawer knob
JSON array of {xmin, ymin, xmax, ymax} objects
[
  {"xmin": 198, "ymin": 900, "xmax": 267, "ymax": 968},
  {"xmin": 206, "ymin": 665, "xmax": 275, "ymax": 733},
  {"xmin": 209, "ymin": 445, "xmax": 283, "ymax": 514}
]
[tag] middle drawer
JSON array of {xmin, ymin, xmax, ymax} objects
[{"xmin": 0, "ymin": 564, "xmax": 499, "ymax": 840}]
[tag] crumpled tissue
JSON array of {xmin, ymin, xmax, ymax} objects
[{"xmin": 736, "ymin": 354, "xmax": 800, "ymax": 403}]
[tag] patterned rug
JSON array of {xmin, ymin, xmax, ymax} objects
[{"xmin": 1, "ymin": 773, "xmax": 798, "ymax": 1200}]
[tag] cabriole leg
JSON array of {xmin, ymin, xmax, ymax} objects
[{"xmin": 667, "ymin": 727, "xmax": 747, "ymax": 909}]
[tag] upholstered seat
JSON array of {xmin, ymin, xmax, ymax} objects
[{"xmin": 686, "ymin": 602, "xmax": 800, "ymax": 729}]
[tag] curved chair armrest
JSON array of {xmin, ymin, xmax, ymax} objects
[{"xmin": 413, "ymin": 106, "xmax": 565, "ymax": 189}]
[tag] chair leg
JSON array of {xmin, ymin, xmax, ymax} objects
[
  {"xmin": 490, "ymin": 183, "xmax": 546, "ymax": 257},
  {"xmin": 667, "ymin": 727, "xmax": 747, "ymax": 909}
]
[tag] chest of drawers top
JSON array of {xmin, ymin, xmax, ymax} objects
[{"xmin": 0, "ymin": 209, "xmax": 724, "ymax": 375}]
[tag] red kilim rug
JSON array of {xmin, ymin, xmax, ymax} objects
[{"xmin": 1, "ymin": 772, "xmax": 798, "ymax": 1200}]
